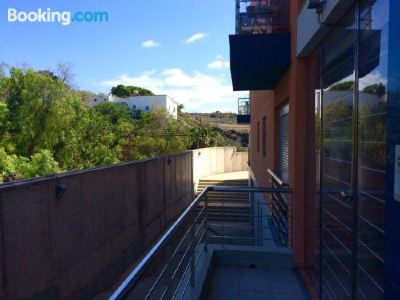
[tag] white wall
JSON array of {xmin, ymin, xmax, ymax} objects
[
  {"xmin": 87, "ymin": 94, "xmax": 109, "ymax": 106},
  {"xmin": 191, "ymin": 147, "xmax": 249, "ymax": 191},
  {"xmin": 166, "ymin": 96, "xmax": 178, "ymax": 119},
  {"xmin": 109, "ymin": 95, "xmax": 178, "ymax": 119}
]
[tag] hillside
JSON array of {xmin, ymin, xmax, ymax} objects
[{"xmin": 184, "ymin": 113, "xmax": 249, "ymax": 150}]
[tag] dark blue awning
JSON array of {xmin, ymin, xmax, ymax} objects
[
  {"xmin": 237, "ymin": 114, "xmax": 250, "ymax": 124},
  {"xmin": 229, "ymin": 33, "xmax": 291, "ymax": 91}
]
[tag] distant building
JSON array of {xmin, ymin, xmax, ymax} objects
[
  {"xmin": 86, "ymin": 94, "xmax": 109, "ymax": 106},
  {"xmin": 88, "ymin": 94, "xmax": 178, "ymax": 119},
  {"xmin": 109, "ymin": 95, "xmax": 178, "ymax": 119}
]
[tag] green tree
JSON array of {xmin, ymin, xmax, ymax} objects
[
  {"xmin": 0, "ymin": 67, "xmax": 125, "ymax": 170},
  {"xmin": 363, "ymin": 83, "xmax": 386, "ymax": 97},
  {"xmin": 95, "ymin": 102, "xmax": 136, "ymax": 161},
  {"xmin": 133, "ymin": 110, "xmax": 190, "ymax": 158},
  {"xmin": 0, "ymin": 148, "xmax": 60, "ymax": 183},
  {"xmin": 329, "ymin": 81, "xmax": 354, "ymax": 91},
  {"xmin": 111, "ymin": 84, "xmax": 154, "ymax": 97},
  {"xmin": 177, "ymin": 104, "xmax": 184, "ymax": 114},
  {"xmin": 189, "ymin": 124, "xmax": 221, "ymax": 149}
]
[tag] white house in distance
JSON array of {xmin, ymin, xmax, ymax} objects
[
  {"xmin": 86, "ymin": 94, "xmax": 109, "ymax": 106},
  {"xmin": 110, "ymin": 95, "xmax": 178, "ymax": 119},
  {"xmin": 87, "ymin": 94, "xmax": 178, "ymax": 119}
]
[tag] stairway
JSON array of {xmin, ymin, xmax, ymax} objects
[
  {"xmin": 196, "ymin": 178, "xmax": 254, "ymax": 245},
  {"xmin": 197, "ymin": 179, "xmax": 249, "ymax": 222}
]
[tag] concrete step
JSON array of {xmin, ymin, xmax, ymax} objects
[
  {"xmin": 196, "ymin": 178, "xmax": 251, "ymax": 225},
  {"xmin": 198, "ymin": 181, "xmax": 248, "ymax": 185},
  {"xmin": 198, "ymin": 182, "xmax": 248, "ymax": 187},
  {"xmin": 199, "ymin": 179, "xmax": 248, "ymax": 183},
  {"xmin": 196, "ymin": 194, "xmax": 249, "ymax": 201},
  {"xmin": 199, "ymin": 203, "xmax": 249, "ymax": 207},
  {"xmin": 196, "ymin": 191, "xmax": 249, "ymax": 196}
]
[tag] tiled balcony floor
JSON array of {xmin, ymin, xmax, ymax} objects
[{"xmin": 206, "ymin": 264, "xmax": 308, "ymax": 300}]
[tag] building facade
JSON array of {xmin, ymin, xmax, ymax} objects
[
  {"xmin": 88, "ymin": 94, "xmax": 178, "ymax": 119},
  {"xmin": 230, "ymin": 0, "xmax": 400, "ymax": 299}
]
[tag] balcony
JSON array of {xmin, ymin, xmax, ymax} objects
[
  {"xmin": 237, "ymin": 98, "xmax": 251, "ymax": 124},
  {"xmin": 230, "ymin": 0, "xmax": 291, "ymax": 91},
  {"xmin": 108, "ymin": 169, "xmax": 308, "ymax": 300}
]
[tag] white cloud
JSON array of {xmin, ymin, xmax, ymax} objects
[
  {"xmin": 100, "ymin": 68, "xmax": 247, "ymax": 112},
  {"xmin": 207, "ymin": 59, "xmax": 230, "ymax": 70},
  {"xmin": 359, "ymin": 71, "xmax": 387, "ymax": 90},
  {"xmin": 142, "ymin": 40, "xmax": 161, "ymax": 48},
  {"xmin": 185, "ymin": 33, "xmax": 208, "ymax": 44}
]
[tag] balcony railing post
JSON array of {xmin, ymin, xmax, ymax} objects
[
  {"xmin": 165, "ymin": 244, "xmax": 173, "ymax": 299},
  {"xmin": 204, "ymin": 193, "xmax": 208, "ymax": 253},
  {"xmin": 222, "ymin": 192, "xmax": 225, "ymax": 248},
  {"xmin": 190, "ymin": 212, "xmax": 195, "ymax": 287}
]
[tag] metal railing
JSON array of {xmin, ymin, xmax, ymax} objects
[
  {"xmin": 268, "ymin": 168, "xmax": 291, "ymax": 246},
  {"xmin": 235, "ymin": 0, "xmax": 289, "ymax": 34},
  {"xmin": 109, "ymin": 185, "xmax": 292, "ymax": 300},
  {"xmin": 238, "ymin": 97, "xmax": 250, "ymax": 115}
]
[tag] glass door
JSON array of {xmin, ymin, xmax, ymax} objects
[
  {"xmin": 319, "ymin": 1, "xmax": 389, "ymax": 299},
  {"xmin": 320, "ymin": 5, "xmax": 357, "ymax": 300}
]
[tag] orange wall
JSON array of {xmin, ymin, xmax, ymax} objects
[
  {"xmin": 249, "ymin": 71, "xmax": 289, "ymax": 196},
  {"xmin": 249, "ymin": 90, "xmax": 274, "ymax": 191},
  {"xmin": 249, "ymin": 0, "xmax": 318, "ymax": 274}
]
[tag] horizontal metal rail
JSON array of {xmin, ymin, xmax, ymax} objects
[
  {"xmin": 109, "ymin": 187, "xmax": 209, "ymax": 300},
  {"xmin": 209, "ymin": 186, "xmax": 292, "ymax": 193},
  {"xmin": 267, "ymin": 169, "xmax": 286, "ymax": 187},
  {"xmin": 268, "ymin": 168, "xmax": 291, "ymax": 246}
]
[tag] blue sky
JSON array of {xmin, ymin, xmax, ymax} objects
[{"xmin": 0, "ymin": 0, "xmax": 247, "ymax": 112}]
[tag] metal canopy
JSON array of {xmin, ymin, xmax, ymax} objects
[{"xmin": 229, "ymin": 33, "xmax": 291, "ymax": 91}]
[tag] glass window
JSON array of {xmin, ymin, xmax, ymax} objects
[
  {"xmin": 318, "ymin": 1, "xmax": 389, "ymax": 299},
  {"xmin": 257, "ymin": 121, "xmax": 260, "ymax": 153},
  {"xmin": 262, "ymin": 117, "xmax": 266, "ymax": 157},
  {"xmin": 320, "ymin": 5, "xmax": 357, "ymax": 299},
  {"xmin": 356, "ymin": 0, "xmax": 388, "ymax": 298}
]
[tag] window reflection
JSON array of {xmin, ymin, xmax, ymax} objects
[
  {"xmin": 318, "ymin": 1, "xmax": 388, "ymax": 299},
  {"xmin": 357, "ymin": 0, "xmax": 388, "ymax": 298},
  {"xmin": 320, "ymin": 6, "xmax": 356, "ymax": 299}
]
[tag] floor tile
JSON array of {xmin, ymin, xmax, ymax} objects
[
  {"xmin": 272, "ymin": 292, "xmax": 307, "ymax": 300},
  {"xmin": 207, "ymin": 288, "xmax": 239, "ymax": 300},
  {"xmin": 239, "ymin": 276, "xmax": 270, "ymax": 293},
  {"xmin": 239, "ymin": 291, "xmax": 272, "ymax": 300}
]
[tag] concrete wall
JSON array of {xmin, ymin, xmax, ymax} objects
[
  {"xmin": 192, "ymin": 147, "xmax": 248, "ymax": 191},
  {"xmin": 0, "ymin": 152, "xmax": 193, "ymax": 299}
]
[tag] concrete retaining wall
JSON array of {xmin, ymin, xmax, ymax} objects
[
  {"xmin": 0, "ymin": 152, "xmax": 193, "ymax": 299},
  {"xmin": 192, "ymin": 147, "xmax": 248, "ymax": 191},
  {"xmin": 0, "ymin": 147, "xmax": 247, "ymax": 299}
]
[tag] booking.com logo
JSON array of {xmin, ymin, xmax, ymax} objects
[{"xmin": 7, "ymin": 8, "xmax": 109, "ymax": 25}]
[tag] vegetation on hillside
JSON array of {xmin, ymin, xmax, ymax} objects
[
  {"xmin": 0, "ymin": 66, "xmax": 243, "ymax": 183},
  {"xmin": 111, "ymin": 84, "xmax": 154, "ymax": 97}
]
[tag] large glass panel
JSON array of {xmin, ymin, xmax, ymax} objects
[
  {"xmin": 357, "ymin": 0, "xmax": 388, "ymax": 298},
  {"xmin": 320, "ymin": 6, "xmax": 357, "ymax": 300}
]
